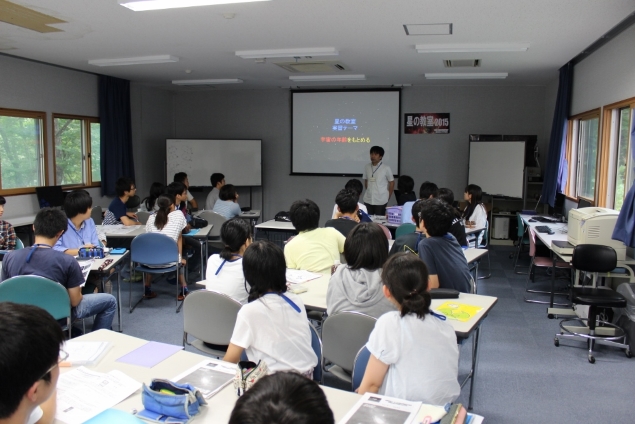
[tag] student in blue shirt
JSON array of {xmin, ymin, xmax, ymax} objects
[
  {"xmin": 213, "ymin": 184, "xmax": 242, "ymax": 220},
  {"xmin": 54, "ymin": 190, "xmax": 106, "ymax": 256}
]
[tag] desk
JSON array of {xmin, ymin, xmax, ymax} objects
[
  {"xmin": 90, "ymin": 253, "xmax": 129, "ymax": 332},
  {"xmin": 254, "ymin": 219, "xmax": 297, "ymax": 248},
  {"xmin": 58, "ymin": 330, "xmax": 363, "ymax": 423},
  {"xmin": 5, "ymin": 214, "xmax": 37, "ymax": 245},
  {"xmin": 97, "ymin": 225, "xmax": 214, "ymax": 282},
  {"xmin": 297, "ymin": 269, "xmax": 497, "ymax": 410}
]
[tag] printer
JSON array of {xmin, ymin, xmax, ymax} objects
[{"xmin": 567, "ymin": 207, "xmax": 626, "ymax": 261}]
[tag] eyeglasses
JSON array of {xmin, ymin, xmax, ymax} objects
[
  {"xmin": 38, "ymin": 349, "xmax": 69, "ymax": 381},
  {"xmin": 98, "ymin": 259, "xmax": 113, "ymax": 272}
]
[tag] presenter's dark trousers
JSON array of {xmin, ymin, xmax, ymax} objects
[{"xmin": 364, "ymin": 203, "xmax": 387, "ymax": 216}]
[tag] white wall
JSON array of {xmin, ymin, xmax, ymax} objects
[
  {"xmin": 571, "ymin": 24, "xmax": 635, "ymax": 115},
  {"xmin": 0, "ymin": 55, "xmax": 108, "ymax": 219}
]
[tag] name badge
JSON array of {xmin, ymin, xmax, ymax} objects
[{"xmin": 369, "ymin": 177, "xmax": 376, "ymax": 182}]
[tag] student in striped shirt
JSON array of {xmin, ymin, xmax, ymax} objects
[
  {"xmin": 144, "ymin": 194, "xmax": 189, "ymax": 300},
  {"xmin": 212, "ymin": 184, "xmax": 241, "ymax": 220}
]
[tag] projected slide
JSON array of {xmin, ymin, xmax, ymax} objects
[{"xmin": 292, "ymin": 90, "xmax": 400, "ymax": 175}]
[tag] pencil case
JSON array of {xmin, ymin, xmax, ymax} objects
[
  {"xmin": 429, "ymin": 288, "xmax": 460, "ymax": 299},
  {"xmin": 139, "ymin": 379, "xmax": 207, "ymax": 423}
]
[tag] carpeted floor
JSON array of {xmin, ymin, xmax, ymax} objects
[{"xmin": 114, "ymin": 246, "xmax": 634, "ymax": 423}]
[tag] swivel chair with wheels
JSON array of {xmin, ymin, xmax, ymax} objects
[{"xmin": 554, "ymin": 244, "xmax": 632, "ymax": 363}]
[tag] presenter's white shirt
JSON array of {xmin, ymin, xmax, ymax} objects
[
  {"xmin": 362, "ymin": 162, "xmax": 394, "ymax": 205},
  {"xmin": 205, "ymin": 254, "xmax": 249, "ymax": 304},
  {"xmin": 331, "ymin": 202, "xmax": 367, "ymax": 219},
  {"xmin": 366, "ymin": 311, "xmax": 460, "ymax": 405},
  {"xmin": 230, "ymin": 293, "xmax": 317, "ymax": 374}
]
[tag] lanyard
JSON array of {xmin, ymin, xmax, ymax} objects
[
  {"xmin": 69, "ymin": 221, "xmax": 86, "ymax": 245},
  {"xmin": 431, "ymin": 311, "xmax": 447, "ymax": 321},
  {"xmin": 215, "ymin": 255, "xmax": 242, "ymax": 275},
  {"xmin": 340, "ymin": 216, "xmax": 354, "ymax": 221},
  {"xmin": 371, "ymin": 162, "xmax": 382, "ymax": 178},
  {"xmin": 26, "ymin": 244, "xmax": 51, "ymax": 263},
  {"xmin": 263, "ymin": 292, "xmax": 301, "ymax": 313}
]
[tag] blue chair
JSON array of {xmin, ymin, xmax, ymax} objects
[
  {"xmin": 16, "ymin": 238, "xmax": 24, "ymax": 249},
  {"xmin": 0, "ymin": 275, "xmax": 72, "ymax": 338},
  {"xmin": 395, "ymin": 223, "xmax": 416, "ymax": 239},
  {"xmin": 351, "ymin": 345, "xmax": 371, "ymax": 392},
  {"xmin": 130, "ymin": 233, "xmax": 182, "ymax": 313}
]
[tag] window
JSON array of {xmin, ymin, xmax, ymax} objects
[
  {"xmin": 53, "ymin": 115, "xmax": 100, "ymax": 187},
  {"xmin": 613, "ymin": 107, "xmax": 633, "ymax": 210},
  {"xmin": 0, "ymin": 109, "xmax": 46, "ymax": 194},
  {"xmin": 566, "ymin": 110, "xmax": 600, "ymax": 202}
]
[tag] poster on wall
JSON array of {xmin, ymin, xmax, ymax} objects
[{"xmin": 404, "ymin": 113, "xmax": 450, "ymax": 134}]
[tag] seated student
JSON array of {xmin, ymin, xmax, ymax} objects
[
  {"xmin": 417, "ymin": 199, "xmax": 472, "ymax": 293},
  {"xmin": 401, "ymin": 181, "xmax": 438, "ymax": 224},
  {"xmin": 0, "ymin": 195, "xmax": 17, "ymax": 251},
  {"xmin": 139, "ymin": 182, "xmax": 165, "ymax": 212},
  {"xmin": 103, "ymin": 177, "xmax": 141, "ymax": 226},
  {"xmin": 325, "ymin": 189, "xmax": 359, "ymax": 237},
  {"xmin": 223, "ymin": 241, "xmax": 317, "ymax": 376},
  {"xmin": 174, "ymin": 172, "xmax": 198, "ymax": 210},
  {"xmin": 462, "ymin": 184, "xmax": 487, "ymax": 246},
  {"xmin": 389, "ymin": 200, "xmax": 426, "ymax": 256},
  {"xmin": 213, "ymin": 184, "xmax": 242, "ymax": 220},
  {"xmin": 1, "ymin": 208, "xmax": 118, "ymax": 331},
  {"xmin": 394, "ymin": 175, "xmax": 416, "ymax": 206},
  {"xmin": 168, "ymin": 181, "xmax": 201, "ymax": 272},
  {"xmin": 205, "ymin": 218, "xmax": 251, "ymax": 304},
  {"xmin": 331, "ymin": 179, "xmax": 370, "ymax": 222},
  {"xmin": 229, "ymin": 372, "xmax": 334, "ymax": 424},
  {"xmin": 54, "ymin": 190, "xmax": 106, "ymax": 256},
  {"xmin": 437, "ymin": 188, "xmax": 468, "ymax": 248},
  {"xmin": 327, "ymin": 223, "xmax": 396, "ymax": 318},
  {"xmin": 205, "ymin": 173, "xmax": 225, "ymax": 210},
  {"xmin": 0, "ymin": 302, "xmax": 65, "ymax": 424},
  {"xmin": 285, "ymin": 199, "xmax": 345, "ymax": 273},
  {"xmin": 358, "ymin": 253, "xmax": 460, "ymax": 405},
  {"xmin": 145, "ymin": 195, "xmax": 190, "ymax": 300}
]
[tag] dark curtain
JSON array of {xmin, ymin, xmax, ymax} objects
[
  {"xmin": 99, "ymin": 75, "xmax": 135, "ymax": 196},
  {"xmin": 541, "ymin": 62, "xmax": 573, "ymax": 207},
  {"xmin": 613, "ymin": 115, "xmax": 635, "ymax": 247}
]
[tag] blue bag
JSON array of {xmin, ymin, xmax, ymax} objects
[{"xmin": 138, "ymin": 379, "xmax": 207, "ymax": 423}]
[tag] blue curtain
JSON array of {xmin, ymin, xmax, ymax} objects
[
  {"xmin": 99, "ymin": 75, "xmax": 135, "ymax": 196},
  {"xmin": 541, "ymin": 62, "xmax": 574, "ymax": 207},
  {"xmin": 613, "ymin": 112, "xmax": 635, "ymax": 247}
]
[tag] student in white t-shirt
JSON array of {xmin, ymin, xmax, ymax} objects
[
  {"xmin": 462, "ymin": 184, "xmax": 487, "ymax": 247},
  {"xmin": 358, "ymin": 253, "xmax": 460, "ymax": 405},
  {"xmin": 145, "ymin": 194, "xmax": 189, "ymax": 300},
  {"xmin": 223, "ymin": 241, "xmax": 317, "ymax": 376},
  {"xmin": 205, "ymin": 218, "xmax": 252, "ymax": 304}
]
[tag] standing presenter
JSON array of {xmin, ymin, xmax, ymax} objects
[{"xmin": 362, "ymin": 146, "xmax": 394, "ymax": 215}]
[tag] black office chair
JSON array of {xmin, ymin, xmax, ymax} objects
[{"xmin": 554, "ymin": 244, "xmax": 632, "ymax": 363}]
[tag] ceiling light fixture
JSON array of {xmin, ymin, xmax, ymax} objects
[
  {"xmin": 416, "ymin": 44, "xmax": 529, "ymax": 53},
  {"xmin": 119, "ymin": 0, "xmax": 270, "ymax": 12},
  {"xmin": 236, "ymin": 47, "xmax": 338, "ymax": 59},
  {"xmin": 289, "ymin": 74, "xmax": 366, "ymax": 82},
  {"xmin": 88, "ymin": 55, "xmax": 179, "ymax": 66},
  {"xmin": 172, "ymin": 78, "xmax": 243, "ymax": 85},
  {"xmin": 424, "ymin": 73, "xmax": 508, "ymax": 79}
]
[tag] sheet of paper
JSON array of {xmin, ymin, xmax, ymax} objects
[
  {"xmin": 434, "ymin": 301, "xmax": 484, "ymax": 322},
  {"xmin": 184, "ymin": 228, "xmax": 200, "ymax": 236},
  {"xmin": 55, "ymin": 367, "xmax": 141, "ymax": 424},
  {"xmin": 338, "ymin": 393, "xmax": 421, "ymax": 424},
  {"xmin": 171, "ymin": 359, "xmax": 236, "ymax": 398},
  {"xmin": 115, "ymin": 341, "xmax": 183, "ymax": 368},
  {"xmin": 76, "ymin": 259, "xmax": 95, "ymax": 286},
  {"xmin": 286, "ymin": 269, "xmax": 322, "ymax": 284},
  {"xmin": 63, "ymin": 341, "xmax": 112, "ymax": 366},
  {"xmin": 99, "ymin": 225, "xmax": 138, "ymax": 235}
]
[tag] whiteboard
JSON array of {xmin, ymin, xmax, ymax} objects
[
  {"xmin": 468, "ymin": 141, "xmax": 525, "ymax": 198},
  {"xmin": 166, "ymin": 139, "xmax": 261, "ymax": 187}
]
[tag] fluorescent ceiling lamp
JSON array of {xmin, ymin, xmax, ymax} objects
[
  {"xmin": 236, "ymin": 47, "xmax": 338, "ymax": 59},
  {"xmin": 172, "ymin": 78, "xmax": 243, "ymax": 85},
  {"xmin": 425, "ymin": 73, "xmax": 508, "ymax": 79},
  {"xmin": 289, "ymin": 74, "xmax": 366, "ymax": 82},
  {"xmin": 120, "ymin": 0, "xmax": 270, "ymax": 12},
  {"xmin": 416, "ymin": 44, "xmax": 529, "ymax": 53},
  {"xmin": 88, "ymin": 55, "xmax": 178, "ymax": 66}
]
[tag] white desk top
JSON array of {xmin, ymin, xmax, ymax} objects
[
  {"xmin": 465, "ymin": 225, "xmax": 486, "ymax": 235},
  {"xmin": 90, "ymin": 253, "xmax": 128, "ymax": 273},
  {"xmin": 59, "ymin": 330, "xmax": 361, "ymax": 423},
  {"xmin": 97, "ymin": 225, "xmax": 214, "ymax": 239},
  {"xmin": 5, "ymin": 214, "xmax": 37, "ymax": 227},
  {"xmin": 255, "ymin": 219, "xmax": 295, "ymax": 230}
]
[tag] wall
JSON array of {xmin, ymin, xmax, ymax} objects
[
  {"xmin": 571, "ymin": 24, "xmax": 635, "ymax": 115},
  {"xmin": 171, "ymin": 85, "xmax": 553, "ymax": 224},
  {"xmin": 0, "ymin": 55, "xmax": 106, "ymax": 219}
]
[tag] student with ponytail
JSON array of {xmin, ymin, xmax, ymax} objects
[
  {"xmin": 205, "ymin": 218, "xmax": 252, "ymax": 304},
  {"xmin": 358, "ymin": 253, "xmax": 460, "ymax": 405},
  {"xmin": 223, "ymin": 241, "xmax": 317, "ymax": 376},
  {"xmin": 144, "ymin": 194, "xmax": 189, "ymax": 300}
]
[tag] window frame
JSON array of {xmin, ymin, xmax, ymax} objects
[
  {"xmin": 565, "ymin": 108, "xmax": 601, "ymax": 204},
  {"xmin": 0, "ymin": 108, "xmax": 49, "ymax": 195},
  {"xmin": 52, "ymin": 113, "xmax": 101, "ymax": 189}
]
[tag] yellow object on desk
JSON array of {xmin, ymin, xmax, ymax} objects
[{"xmin": 435, "ymin": 302, "xmax": 483, "ymax": 322}]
